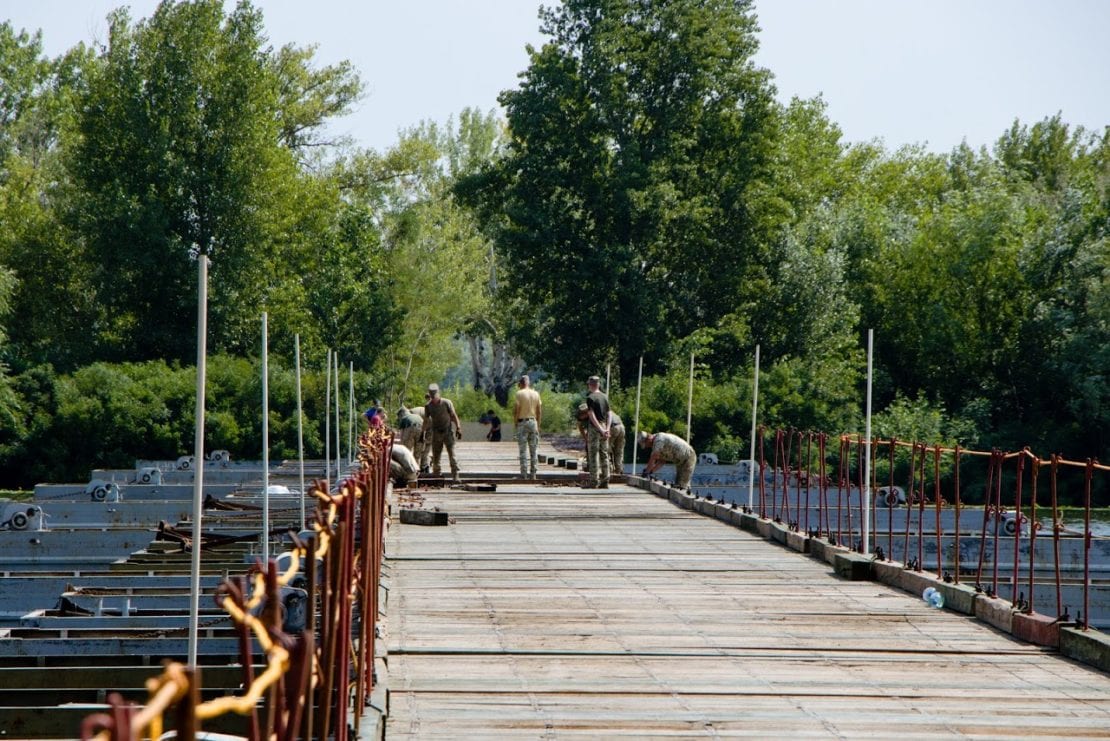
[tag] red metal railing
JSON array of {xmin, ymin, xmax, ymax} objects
[
  {"xmin": 80, "ymin": 427, "xmax": 392, "ymax": 741},
  {"xmin": 748, "ymin": 428, "xmax": 1107, "ymax": 630}
]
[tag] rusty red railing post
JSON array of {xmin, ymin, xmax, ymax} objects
[
  {"xmin": 902, "ymin": 443, "xmax": 916, "ymax": 568},
  {"xmin": 782, "ymin": 429, "xmax": 794, "ymax": 524},
  {"xmin": 818, "ymin": 433, "xmax": 829, "ymax": 538},
  {"xmin": 1083, "ymin": 459, "xmax": 1094, "ymax": 629},
  {"xmin": 1028, "ymin": 455, "xmax": 1041, "ymax": 615},
  {"xmin": 175, "ymin": 670, "xmax": 199, "ymax": 741},
  {"xmin": 1050, "ymin": 454, "xmax": 1063, "ymax": 619},
  {"xmin": 991, "ymin": 452, "xmax": 1004, "ymax": 595},
  {"xmin": 915, "ymin": 443, "xmax": 926, "ymax": 571},
  {"xmin": 953, "ymin": 445, "xmax": 962, "ymax": 584},
  {"xmin": 975, "ymin": 451, "xmax": 995, "ymax": 589},
  {"xmin": 855, "ymin": 434, "xmax": 865, "ymax": 552},
  {"xmin": 933, "ymin": 445, "xmax": 943, "ymax": 579},
  {"xmin": 1011, "ymin": 453, "xmax": 1026, "ymax": 607},
  {"xmin": 886, "ymin": 438, "xmax": 897, "ymax": 562},
  {"xmin": 758, "ymin": 426, "xmax": 767, "ymax": 518},
  {"xmin": 803, "ymin": 431, "xmax": 812, "ymax": 533}
]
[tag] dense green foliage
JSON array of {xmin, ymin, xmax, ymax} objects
[
  {"xmin": 0, "ymin": 1, "xmax": 1106, "ymax": 491},
  {"xmin": 0, "ymin": 356, "xmax": 346, "ymax": 486}
]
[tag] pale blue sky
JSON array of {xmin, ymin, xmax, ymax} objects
[{"xmin": 4, "ymin": 1, "xmax": 1108, "ymax": 154}]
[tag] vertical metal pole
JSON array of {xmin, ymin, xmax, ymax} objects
[
  {"xmin": 348, "ymin": 362, "xmax": 354, "ymax": 466},
  {"xmin": 334, "ymin": 354, "xmax": 341, "ymax": 479},
  {"xmin": 685, "ymin": 352, "xmax": 694, "ymax": 443},
  {"xmin": 261, "ymin": 312, "xmax": 270, "ymax": 564},
  {"xmin": 295, "ymin": 334, "xmax": 305, "ymax": 531},
  {"xmin": 605, "ymin": 363, "xmax": 611, "ymax": 394},
  {"xmin": 863, "ymin": 329, "xmax": 874, "ymax": 554},
  {"xmin": 631, "ymin": 356, "xmax": 643, "ymax": 473},
  {"xmin": 188, "ymin": 255, "xmax": 209, "ymax": 669},
  {"xmin": 747, "ymin": 344, "xmax": 760, "ymax": 511},
  {"xmin": 325, "ymin": 349, "xmax": 332, "ymax": 486}
]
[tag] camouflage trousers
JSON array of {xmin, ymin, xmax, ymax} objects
[{"xmin": 586, "ymin": 426, "xmax": 610, "ymax": 487}]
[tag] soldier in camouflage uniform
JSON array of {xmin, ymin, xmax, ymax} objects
[
  {"xmin": 396, "ymin": 406, "xmax": 424, "ymax": 462},
  {"xmin": 422, "ymin": 383, "xmax": 463, "ymax": 481},
  {"xmin": 584, "ymin": 376, "xmax": 610, "ymax": 488},
  {"xmin": 608, "ymin": 410, "xmax": 625, "ymax": 474},
  {"xmin": 638, "ymin": 430, "xmax": 696, "ymax": 489}
]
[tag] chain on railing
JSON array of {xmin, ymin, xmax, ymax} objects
[{"xmin": 79, "ymin": 427, "xmax": 393, "ymax": 741}]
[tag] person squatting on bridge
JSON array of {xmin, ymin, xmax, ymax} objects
[
  {"xmin": 584, "ymin": 375, "xmax": 610, "ymax": 489},
  {"xmin": 389, "ymin": 443, "xmax": 420, "ymax": 487},
  {"xmin": 423, "ymin": 383, "xmax": 463, "ymax": 481},
  {"xmin": 513, "ymin": 374, "xmax": 543, "ymax": 478},
  {"xmin": 639, "ymin": 431, "xmax": 697, "ymax": 490}
]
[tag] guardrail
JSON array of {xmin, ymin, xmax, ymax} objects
[
  {"xmin": 80, "ymin": 428, "xmax": 392, "ymax": 740},
  {"xmin": 746, "ymin": 427, "xmax": 1107, "ymax": 630}
]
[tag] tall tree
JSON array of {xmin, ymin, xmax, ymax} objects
[
  {"xmin": 340, "ymin": 113, "xmax": 494, "ymax": 406},
  {"xmin": 0, "ymin": 23, "xmax": 98, "ymax": 369},
  {"xmin": 466, "ymin": 0, "xmax": 780, "ymax": 384},
  {"xmin": 68, "ymin": 0, "xmax": 364, "ymax": 360}
]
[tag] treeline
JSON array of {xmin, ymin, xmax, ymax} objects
[{"xmin": 1, "ymin": 0, "xmax": 1107, "ymax": 491}]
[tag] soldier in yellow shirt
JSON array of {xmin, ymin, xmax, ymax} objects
[{"xmin": 512, "ymin": 375, "xmax": 543, "ymax": 478}]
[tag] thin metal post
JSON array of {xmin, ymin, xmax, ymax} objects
[
  {"xmin": 685, "ymin": 352, "xmax": 694, "ymax": 442},
  {"xmin": 295, "ymin": 334, "xmax": 305, "ymax": 531},
  {"xmin": 605, "ymin": 363, "xmax": 611, "ymax": 394},
  {"xmin": 261, "ymin": 312, "xmax": 270, "ymax": 564},
  {"xmin": 325, "ymin": 349, "xmax": 332, "ymax": 486},
  {"xmin": 334, "ymin": 353, "xmax": 341, "ymax": 479},
  {"xmin": 862, "ymin": 329, "xmax": 874, "ymax": 554},
  {"xmin": 747, "ymin": 345, "xmax": 760, "ymax": 510},
  {"xmin": 188, "ymin": 255, "xmax": 209, "ymax": 669},
  {"xmin": 348, "ymin": 362, "xmax": 354, "ymax": 466},
  {"xmin": 631, "ymin": 356, "xmax": 643, "ymax": 472}
]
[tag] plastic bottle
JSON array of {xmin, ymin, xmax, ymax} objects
[{"xmin": 922, "ymin": 587, "xmax": 945, "ymax": 609}]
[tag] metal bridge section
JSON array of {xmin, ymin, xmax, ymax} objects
[{"xmin": 384, "ymin": 442, "xmax": 1110, "ymax": 738}]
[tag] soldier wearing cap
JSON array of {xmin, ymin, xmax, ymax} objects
[
  {"xmin": 639, "ymin": 430, "xmax": 697, "ymax": 489},
  {"xmin": 575, "ymin": 402, "xmax": 590, "ymax": 445},
  {"xmin": 512, "ymin": 374, "xmax": 543, "ymax": 478},
  {"xmin": 584, "ymin": 375, "xmax": 610, "ymax": 488},
  {"xmin": 422, "ymin": 383, "xmax": 463, "ymax": 481}
]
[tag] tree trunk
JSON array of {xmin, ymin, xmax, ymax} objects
[{"xmin": 468, "ymin": 333, "xmax": 523, "ymax": 407}]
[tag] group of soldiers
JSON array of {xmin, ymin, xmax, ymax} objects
[
  {"xmin": 372, "ymin": 374, "xmax": 700, "ymax": 492},
  {"xmin": 570, "ymin": 375, "xmax": 697, "ymax": 491}
]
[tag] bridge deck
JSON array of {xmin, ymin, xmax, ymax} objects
[{"xmin": 384, "ymin": 441, "xmax": 1110, "ymax": 739}]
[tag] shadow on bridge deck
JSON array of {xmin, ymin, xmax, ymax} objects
[{"xmin": 383, "ymin": 442, "xmax": 1110, "ymax": 738}]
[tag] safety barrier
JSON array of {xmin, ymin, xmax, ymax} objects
[
  {"xmin": 749, "ymin": 427, "xmax": 1107, "ymax": 631},
  {"xmin": 79, "ymin": 428, "xmax": 392, "ymax": 741}
]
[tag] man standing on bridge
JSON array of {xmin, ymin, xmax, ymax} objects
[
  {"xmin": 638, "ymin": 430, "xmax": 696, "ymax": 490},
  {"xmin": 423, "ymin": 383, "xmax": 463, "ymax": 481},
  {"xmin": 584, "ymin": 375, "xmax": 610, "ymax": 488},
  {"xmin": 513, "ymin": 374, "xmax": 543, "ymax": 478}
]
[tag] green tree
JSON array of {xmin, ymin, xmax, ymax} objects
[
  {"xmin": 467, "ymin": 0, "xmax": 780, "ymax": 384},
  {"xmin": 0, "ymin": 24, "xmax": 99, "ymax": 369},
  {"xmin": 340, "ymin": 113, "xmax": 495, "ymax": 407},
  {"xmin": 68, "ymin": 0, "xmax": 364, "ymax": 361},
  {"xmin": 0, "ymin": 264, "xmax": 18, "ymax": 430}
]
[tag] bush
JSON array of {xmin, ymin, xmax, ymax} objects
[{"xmin": 440, "ymin": 383, "xmax": 507, "ymax": 424}]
